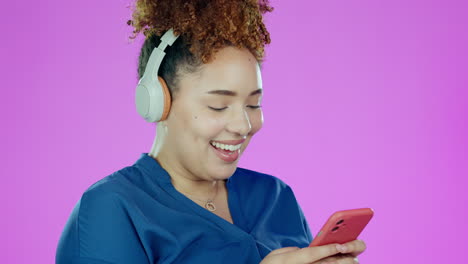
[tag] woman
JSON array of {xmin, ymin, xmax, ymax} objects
[{"xmin": 56, "ymin": 0, "xmax": 366, "ymax": 263}]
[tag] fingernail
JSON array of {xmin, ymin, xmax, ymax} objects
[{"xmin": 336, "ymin": 244, "xmax": 348, "ymax": 253}]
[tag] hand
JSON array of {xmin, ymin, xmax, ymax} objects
[
  {"xmin": 259, "ymin": 239, "xmax": 367, "ymax": 264},
  {"xmin": 317, "ymin": 240, "xmax": 367, "ymax": 264}
]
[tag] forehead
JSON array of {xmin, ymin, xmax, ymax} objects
[{"xmin": 181, "ymin": 47, "xmax": 262, "ymax": 95}]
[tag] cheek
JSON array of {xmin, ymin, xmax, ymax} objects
[{"xmin": 191, "ymin": 114, "xmax": 227, "ymax": 139}]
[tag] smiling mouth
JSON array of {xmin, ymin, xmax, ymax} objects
[
  {"xmin": 209, "ymin": 140, "xmax": 242, "ymax": 152},
  {"xmin": 209, "ymin": 140, "xmax": 241, "ymax": 163}
]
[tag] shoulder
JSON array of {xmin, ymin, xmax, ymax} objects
[
  {"xmin": 57, "ymin": 166, "xmax": 150, "ymax": 263},
  {"xmin": 81, "ymin": 163, "xmax": 149, "ymax": 203},
  {"xmin": 79, "ymin": 169, "xmax": 132, "ymax": 217},
  {"xmin": 73, "ymin": 165, "xmax": 150, "ymax": 223},
  {"xmin": 231, "ymin": 167, "xmax": 312, "ymax": 243},
  {"xmin": 230, "ymin": 167, "xmax": 294, "ymax": 202},
  {"xmin": 233, "ymin": 167, "xmax": 290, "ymax": 190}
]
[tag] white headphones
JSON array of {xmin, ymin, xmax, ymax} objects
[{"xmin": 135, "ymin": 28, "xmax": 179, "ymax": 122}]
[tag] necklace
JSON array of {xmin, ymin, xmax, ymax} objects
[{"xmin": 180, "ymin": 181, "xmax": 219, "ymax": 212}]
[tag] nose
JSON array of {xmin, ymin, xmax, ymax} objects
[{"xmin": 226, "ymin": 107, "xmax": 252, "ymax": 136}]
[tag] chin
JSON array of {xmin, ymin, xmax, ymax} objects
[{"xmin": 209, "ymin": 163, "xmax": 238, "ymax": 180}]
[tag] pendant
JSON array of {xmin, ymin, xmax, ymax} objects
[{"xmin": 205, "ymin": 200, "xmax": 216, "ymax": 212}]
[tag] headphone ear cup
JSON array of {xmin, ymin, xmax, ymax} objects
[{"xmin": 158, "ymin": 76, "xmax": 172, "ymax": 121}]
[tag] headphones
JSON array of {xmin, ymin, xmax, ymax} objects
[{"xmin": 135, "ymin": 28, "xmax": 179, "ymax": 122}]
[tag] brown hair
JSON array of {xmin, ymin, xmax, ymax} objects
[{"xmin": 126, "ymin": 0, "xmax": 273, "ymax": 98}]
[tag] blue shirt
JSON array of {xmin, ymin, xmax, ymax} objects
[{"xmin": 56, "ymin": 153, "xmax": 313, "ymax": 264}]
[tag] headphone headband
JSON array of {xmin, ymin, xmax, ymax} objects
[{"xmin": 159, "ymin": 28, "xmax": 179, "ymax": 50}]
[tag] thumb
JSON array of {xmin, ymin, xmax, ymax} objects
[{"xmin": 269, "ymin": 246, "xmax": 301, "ymax": 256}]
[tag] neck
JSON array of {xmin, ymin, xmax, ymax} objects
[
  {"xmin": 148, "ymin": 122, "xmax": 222, "ymax": 200},
  {"xmin": 150, "ymin": 137, "xmax": 220, "ymax": 200},
  {"xmin": 149, "ymin": 122, "xmax": 167, "ymax": 158}
]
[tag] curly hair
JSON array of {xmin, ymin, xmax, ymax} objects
[{"xmin": 126, "ymin": 0, "xmax": 273, "ymax": 99}]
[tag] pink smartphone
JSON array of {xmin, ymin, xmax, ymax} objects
[{"xmin": 309, "ymin": 208, "xmax": 374, "ymax": 247}]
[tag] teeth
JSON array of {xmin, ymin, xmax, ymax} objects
[{"xmin": 210, "ymin": 141, "xmax": 242, "ymax": 151}]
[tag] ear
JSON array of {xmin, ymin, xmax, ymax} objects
[{"xmin": 158, "ymin": 76, "xmax": 172, "ymax": 121}]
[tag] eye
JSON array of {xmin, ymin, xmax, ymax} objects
[
  {"xmin": 208, "ymin": 106, "xmax": 227, "ymax": 112},
  {"xmin": 247, "ymin": 105, "xmax": 262, "ymax": 109}
]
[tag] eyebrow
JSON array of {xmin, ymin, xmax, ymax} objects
[{"xmin": 206, "ymin": 89, "xmax": 262, "ymax": 97}]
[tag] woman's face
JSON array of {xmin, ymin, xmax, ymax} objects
[{"xmin": 162, "ymin": 46, "xmax": 263, "ymax": 181}]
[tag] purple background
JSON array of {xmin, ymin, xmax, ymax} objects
[{"xmin": 2, "ymin": 0, "xmax": 467, "ymax": 263}]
